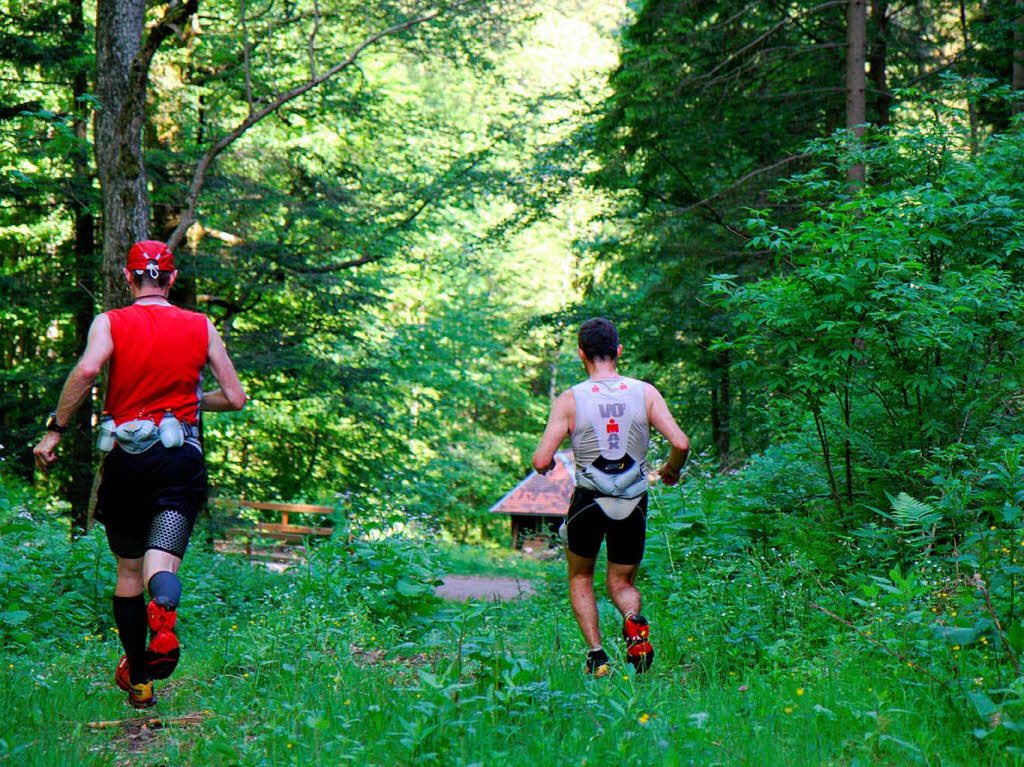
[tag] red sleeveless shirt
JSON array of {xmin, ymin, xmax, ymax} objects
[{"xmin": 103, "ymin": 304, "xmax": 209, "ymax": 425}]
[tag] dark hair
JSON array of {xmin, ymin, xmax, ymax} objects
[
  {"xmin": 130, "ymin": 270, "xmax": 173, "ymax": 289},
  {"xmin": 578, "ymin": 317, "xmax": 619, "ymax": 362}
]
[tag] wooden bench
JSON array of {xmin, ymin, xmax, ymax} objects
[{"xmin": 210, "ymin": 499, "xmax": 336, "ymax": 562}]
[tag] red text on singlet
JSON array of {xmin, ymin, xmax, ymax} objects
[{"xmin": 103, "ymin": 304, "xmax": 209, "ymax": 425}]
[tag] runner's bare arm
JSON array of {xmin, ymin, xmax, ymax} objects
[
  {"xmin": 644, "ymin": 383, "xmax": 690, "ymax": 486},
  {"xmin": 200, "ymin": 319, "xmax": 247, "ymax": 412},
  {"xmin": 33, "ymin": 315, "xmax": 114, "ymax": 471},
  {"xmin": 532, "ymin": 390, "xmax": 574, "ymax": 474}
]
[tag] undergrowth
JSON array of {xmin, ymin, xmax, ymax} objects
[{"xmin": 2, "ymin": 453, "xmax": 1024, "ymax": 766}]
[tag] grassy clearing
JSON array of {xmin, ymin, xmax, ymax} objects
[{"xmin": 3, "ymin": 475, "xmax": 1024, "ymax": 765}]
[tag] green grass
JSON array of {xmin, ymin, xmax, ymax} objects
[
  {"xmin": 3, "ymin": 482, "xmax": 1024, "ymax": 766},
  {"xmin": 435, "ymin": 540, "xmax": 554, "ymax": 578}
]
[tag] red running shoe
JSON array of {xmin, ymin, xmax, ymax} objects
[
  {"xmin": 622, "ymin": 612, "xmax": 654, "ymax": 673},
  {"xmin": 146, "ymin": 600, "xmax": 180, "ymax": 680},
  {"xmin": 114, "ymin": 654, "xmax": 132, "ymax": 692},
  {"xmin": 115, "ymin": 655, "xmax": 155, "ymax": 708}
]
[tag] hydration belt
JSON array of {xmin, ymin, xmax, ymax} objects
[
  {"xmin": 100, "ymin": 417, "xmax": 200, "ymax": 455},
  {"xmin": 574, "ymin": 454, "xmax": 648, "ymax": 520}
]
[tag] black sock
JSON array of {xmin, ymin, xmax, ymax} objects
[
  {"xmin": 148, "ymin": 571, "xmax": 182, "ymax": 610},
  {"xmin": 113, "ymin": 594, "xmax": 148, "ymax": 685}
]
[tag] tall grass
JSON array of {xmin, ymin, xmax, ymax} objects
[{"xmin": 2, "ymin": 467, "xmax": 1023, "ymax": 765}]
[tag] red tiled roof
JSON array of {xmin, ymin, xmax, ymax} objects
[{"xmin": 489, "ymin": 451, "xmax": 574, "ymax": 517}]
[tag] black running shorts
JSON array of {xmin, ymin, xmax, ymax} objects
[
  {"xmin": 564, "ymin": 487, "xmax": 647, "ymax": 565},
  {"xmin": 96, "ymin": 442, "xmax": 206, "ymax": 559}
]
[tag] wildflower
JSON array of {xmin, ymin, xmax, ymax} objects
[
  {"xmin": 784, "ymin": 707, "xmax": 794, "ymax": 714},
  {"xmin": 739, "ymin": 684, "xmax": 748, "ymax": 692},
  {"xmin": 344, "ymin": 699, "xmax": 351, "ymax": 706},
  {"xmin": 638, "ymin": 713, "xmax": 650, "ymax": 725},
  {"xmin": 687, "ymin": 637, "xmax": 694, "ymax": 642},
  {"xmin": 974, "ymin": 678, "xmax": 984, "ymax": 686},
  {"xmin": 8, "ymin": 663, "xmax": 12, "ymax": 669},
  {"xmin": 244, "ymin": 673, "xmax": 249, "ymax": 678},
  {"xmin": 796, "ymin": 688, "xmax": 804, "ymax": 696},
  {"xmin": 953, "ymin": 645, "xmax": 960, "ymax": 651},
  {"xmin": 287, "ymin": 743, "xmax": 293, "ymax": 749}
]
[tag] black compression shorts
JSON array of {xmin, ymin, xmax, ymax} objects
[
  {"xmin": 564, "ymin": 487, "xmax": 647, "ymax": 565},
  {"xmin": 96, "ymin": 442, "xmax": 206, "ymax": 559}
]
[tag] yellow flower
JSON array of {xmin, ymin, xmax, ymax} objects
[
  {"xmin": 344, "ymin": 699, "xmax": 351, "ymax": 706},
  {"xmin": 287, "ymin": 743, "xmax": 293, "ymax": 749},
  {"xmin": 638, "ymin": 713, "xmax": 650, "ymax": 725},
  {"xmin": 687, "ymin": 637, "xmax": 694, "ymax": 642},
  {"xmin": 953, "ymin": 645, "xmax": 960, "ymax": 651},
  {"xmin": 7, "ymin": 663, "xmax": 12, "ymax": 669},
  {"xmin": 244, "ymin": 673, "xmax": 249, "ymax": 678},
  {"xmin": 784, "ymin": 707, "xmax": 794, "ymax": 714},
  {"xmin": 796, "ymin": 688, "xmax": 804, "ymax": 696}
]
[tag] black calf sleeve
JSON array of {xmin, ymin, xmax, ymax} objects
[
  {"xmin": 148, "ymin": 571, "xmax": 182, "ymax": 610},
  {"xmin": 113, "ymin": 594, "xmax": 148, "ymax": 684}
]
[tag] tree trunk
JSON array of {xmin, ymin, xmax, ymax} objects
[
  {"xmin": 95, "ymin": 0, "xmax": 150, "ymax": 310},
  {"xmin": 846, "ymin": 0, "xmax": 867, "ymax": 183},
  {"xmin": 958, "ymin": 0, "xmax": 979, "ymax": 153},
  {"xmin": 1015, "ymin": 0, "xmax": 1024, "ymax": 114},
  {"xmin": 68, "ymin": 0, "xmax": 98, "ymax": 536},
  {"xmin": 868, "ymin": 0, "xmax": 889, "ymax": 126}
]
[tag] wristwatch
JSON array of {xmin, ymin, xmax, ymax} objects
[{"xmin": 45, "ymin": 412, "xmax": 68, "ymax": 434}]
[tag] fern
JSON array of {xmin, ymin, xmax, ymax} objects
[{"xmin": 888, "ymin": 492, "xmax": 942, "ymax": 531}]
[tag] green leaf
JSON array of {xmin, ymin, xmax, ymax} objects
[
  {"xmin": 968, "ymin": 692, "xmax": 998, "ymax": 718},
  {"xmin": 396, "ymin": 578, "xmax": 427, "ymax": 597},
  {"xmin": 0, "ymin": 611, "xmax": 29, "ymax": 626}
]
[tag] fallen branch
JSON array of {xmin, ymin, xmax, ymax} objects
[
  {"xmin": 810, "ymin": 601, "xmax": 943, "ymax": 682},
  {"xmin": 87, "ymin": 712, "xmax": 208, "ymax": 730}
]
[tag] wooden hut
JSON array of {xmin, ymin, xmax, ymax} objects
[{"xmin": 490, "ymin": 450, "xmax": 573, "ymax": 549}]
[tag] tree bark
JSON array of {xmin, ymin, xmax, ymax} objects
[
  {"xmin": 95, "ymin": 0, "xmax": 150, "ymax": 310},
  {"xmin": 959, "ymin": 0, "xmax": 979, "ymax": 153},
  {"xmin": 68, "ymin": 0, "xmax": 98, "ymax": 536},
  {"xmin": 846, "ymin": 0, "xmax": 867, "ymax": 183},
  {"xmin": 868, "ymin": 0, "xmax": 889, "ymax": 126},
  {"xmin": 1014, "ymin": 0, "xmax": 1024, "ymax": 114}
]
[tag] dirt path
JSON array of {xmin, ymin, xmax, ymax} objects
[{"xmin": 434, "ymin": 574, "xmax": 537, "ymax": 602}]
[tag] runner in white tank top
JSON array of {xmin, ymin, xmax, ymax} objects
[{"xmin": 532, "ymin": 318, "xmax": 690, "ymax": 676}]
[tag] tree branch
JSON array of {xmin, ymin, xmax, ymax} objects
[
  {"xmin": 166, "ymin": 0, "xmax": 479, "ymax": 252},
  {"xmin": 677, "ymin": 0, "xmax": 847, "ymax": 93},
  {"xmin": 125, "ymin": 0, "xmax": 198, "ymax": 130},
  {"xmin": 671, "ymin": 152, "xmax": 813, "ymax": 216}
]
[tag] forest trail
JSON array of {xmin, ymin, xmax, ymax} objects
[{"xmin": 434, "ymin": 574, "xmax": 537, "ymax": 601}]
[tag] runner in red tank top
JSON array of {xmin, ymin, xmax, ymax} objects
[{"xmin": 33, "ymin": 240, "xmax": 246, "ymax": 708}]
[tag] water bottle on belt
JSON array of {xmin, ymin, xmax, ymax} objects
[
  {"xmin": 158, "ymin": 409, "xmax": 184, "ymax": 448},
  {"xmin": 97, "ymin": 412, "xmax": 116, "ymax": 453}
]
